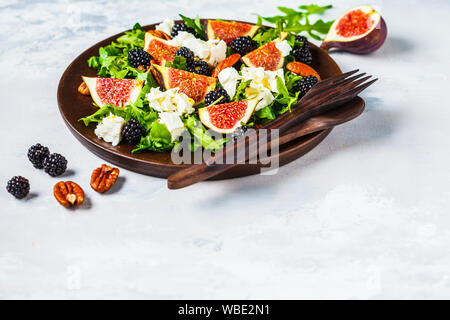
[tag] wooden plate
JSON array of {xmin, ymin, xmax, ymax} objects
[{"xmin": 57, "ymin": 20, "xmax": 361, "ymax": 180}]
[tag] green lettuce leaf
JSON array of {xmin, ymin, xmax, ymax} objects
[
  {"xmin": 132, "ymin": 121, "xmax": 175, "ymax": 153},
  {"xmin": 179, "ymin": 14, "xmax": 206, "ymax": 40}
]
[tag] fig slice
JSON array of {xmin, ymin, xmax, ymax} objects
[
  {"xmin": 242, "ymin": 39, "xmax": 284, "ymax": 71},
  {"xmin": 82, "ymin": 77, "xmax": 144, "ymax": 108},
  {"xmin": 144, "ymin": 32, "xmax": 179, "ymax": 65},
  {"xmin": 321, "ymin": 5, "xmax": 387, "ymax": 54},
  {"xmin": 207, "ymin": 20, "xmax": 260, "ymax": 45},
  {"xmin": 198, "ymin": 99, "xmax": 258, "ymax": 134},
  {"xmin": 152, "ymin": 65, "xmax": 216, "ymax": 105}
]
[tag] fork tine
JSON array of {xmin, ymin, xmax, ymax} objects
[
  {"xmin": 320, "ymin": 78, "xmax": 378, "ymax": 107},
  {"xmin": 303, "ymin": 73, "xmax": 369, "ymax": 103},
  {"xmin": 322, "ymin": 76, "xmax": 375, "ymax": 102},
  {"xmin": 300, "ymin": 76, "xmax": 376, "ymax": 111},
  {"xmin": 338, "ymin": 75, "xmax": 372, "ymax": 93},
  {"xmin": 308, "ymin": 72, "xmax": 367, "ymax": 97},
  {"xmin": 343, "ymin": 78, "xmax": 378, "ymax": 97},
  {"xmin": 329, "ymin": 73, "xmax": 367, "ymax": 88},
  {"xmin": 312, "ymin": 70, "xmax": 359, "ymax": 89},
  {"xmin": 317, "ymin": 69, "xmax": 359, "ymax": 86}
]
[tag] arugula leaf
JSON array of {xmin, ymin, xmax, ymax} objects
[
  {"xmin": 233, "ymin": 80, "xmax": 252, "ymax": 101},
  {"xmin": 79, "ymin": 104, "xmax": 127, "ymax": 126},
  {"xmin": 254, "ymin": 105, "xmax": 276, "ymax": 120},
  {"xmin": 284, "ymin": 19, "xmax": 334, "ymax": 40},
  {"xmin": 252, "ymin": 27, "xmax": 279, "ymax": 46},
  {"xmin": 285, "ymin": 71, "xmax": 303, "ymax": 92},
  {"xmin": 298, "ymin": 4, "xmax": 333, "ymax": 15},
  {"xmin": 165, "ymin": 56, "xmax": 187, "ymax": 70},
  {"xmin": 255, "ymin": 4, "xmax": 334, "ymax": 41},
  {"xmin": 87, "ymin": 23, "xmax": 146, "ymax": 79},
  {"xmin": 274, "ymin": 77, "xmax": 300, "ymax": 115},
  {"xmin": 132, "ymin": 121, "xmax": 174, "ymax": 153},
  {"xmin": 179, "ymin": 14, "xmax": 206, "ymax": 40},
  {"xmin": 183, "ymin": 116, "xmax": 226, "ymax": 151}
]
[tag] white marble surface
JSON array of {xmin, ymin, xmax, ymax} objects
[{"xmin": 1, "ymin": 0, "xmax": 450, "ymax": 299}]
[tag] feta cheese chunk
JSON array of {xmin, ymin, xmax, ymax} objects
[
  {"xmin": 94, "ymin": 113, "xmax": 126, "ymax": 146},
  {"xmin": 241, "ymin": 67, "xmax": 284, "ymax": 93},
  {"xmin": 245, "ymin": 86, "xmax": 275, "ymax": 111},
  {"xmin": 146, "ymin": 87, "xmax": 195, "ymax": 116},
  {"xmin": 206, "ymin": 39, "xmax": 227, "ymax": 66},
  {"xmin": 275, "ymin": 40, "xmax": 292, "ymax": 57},
  {"xmin": 155, "ymin": 18, "xmax": 174, "ymax": 36},
  {"xmin": 167, "ymin": 31, "xmax": 210, "ymax": 59},
  {"xmin": 159, "ymin": 112, "xmax": 186, "ymax": 141},
  {"xmin": 240, "ymin": 67, "xmax": 285, "ymax": 111},
  {"xmin": 167, "ymin": 31, "xmax": 226, "ymax": 66},
  {"xmin": 218, "ymin": 67, "xmax": 241, "ymax": 99}
]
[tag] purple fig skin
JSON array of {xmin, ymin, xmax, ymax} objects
[{"xmin": 321, "ymin": 17, "xmax": 387, "ymax": 54}]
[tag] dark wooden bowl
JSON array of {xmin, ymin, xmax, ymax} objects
[{"xmin": 57, "ymin": 20, "xmax": 359, "ymax": 179}]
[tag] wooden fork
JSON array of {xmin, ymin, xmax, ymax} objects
[{"xmin": 168, "ymin": 70, "xmax": 377, "ymax": 189}]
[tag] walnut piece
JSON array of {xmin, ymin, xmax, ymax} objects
[
  {"xmin": 78, "ymin": 81, "xmax": 90, "ymax": 95},
  {"xmin": 54, "ymin": 181, "xmax": 85, "ymax": 207},
  {"xmin": 90, "ymin": 164, "xmax": 120, "ymax": 193}
]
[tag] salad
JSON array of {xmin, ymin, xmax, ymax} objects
[{"xmin": 79, "ymin": 5, "xmax": 334, "ymax": 154}]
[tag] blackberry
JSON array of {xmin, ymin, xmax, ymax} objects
[
  {"xmin": 175, "ymin": 46, "xmax": 194, "ymax": 66},
  {"xmin": 128, "ymin": 49, "xmax": 152, "ymax": 68},
  {"xmin": 27, "ymin": 143, "xmax": 50, "ymax": 169},
  {"xmin": 294, "ymin": 35, "xmax": 309, "ymax": 48},
  {"xmin": 122, "ymin": 118, "xmax": 146, "ymax": 145},
  {"xmin": 230, "ymin": 36, "xmax": 257, "ymax": 55},
  {"xmin": 292, "ymin": 47, "xmax": 312, "ymax": 65},
  {"xmin": 231, "ymin": 126, "xmax": 249, "ymax": 140},
  {"xmin": 171, "ymin": 22, "xmax": 195, "ymax": 37},
  {"xmin": 204, "ymin": 87, "xmax": 230, "ymax": 106},
  {"xmin": 295, "ymin": 75, "xmax": 319, "ymax": 98},
  {"xmin": 187, "ymin": 60, "xmax": 211, "ymax": 76},
  {"xmin": 43, "ymin": 153, "xmax": 67, "ymax": 177},
  {"xmin": 6, "ymin": 176, "xmax": 30, "ymax": 199}
]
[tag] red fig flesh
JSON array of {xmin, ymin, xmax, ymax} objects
[{"xmin": 321, "ymin": 5, "xmax": 387, "ymax": 54}]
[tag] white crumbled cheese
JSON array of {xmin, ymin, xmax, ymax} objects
[
  {"xmin": 240, "ymin": 67, "xmax": 285, "ymax": 111},
  {"xmin": 168, "ymin": 31, "xmax": 210, "ymax": 59},
  {"xmin": 218, "ymin": 67, "xmax": 241, "ymax": 99},
  {"xmin": 245, "ymin": 86, "xmax": 275, "ymax": 111},
  {"xmin": 158, "ymin": 112, "xmax": 186, "ymax": 141},
  {"xmin": 241, "ymin": 67, "xmax": 285, "ymax": 93},
  {"xmin": 155, "ymin": 18, "xmax": 174, "ymax": 36},
  {"xmin": 94, "ymin": 114, "xmax": 126, "ymax": 146},
  {"xmin": 275, "ymin": 40, "xmax": 292, "ymax": 57},
  {"xmin": 206, "ymin": 39, "xmax": 227, "ymax": 66},
  {"xmin": 146, "ymin": 87, "xmax": 195, "ymax": 116},
  {"xmin": 167, "ymin": 31, "xmax": 226, "ymax": 66}
]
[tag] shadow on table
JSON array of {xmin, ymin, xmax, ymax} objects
[
  {"xmin": 378, "ymin": 36, "xmax": 414, "ymax": 58},
  {"xmin": 202, "ymin": 96, "xmax": 399, "ymax": 202}
]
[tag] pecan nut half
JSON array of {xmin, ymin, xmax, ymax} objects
[
  {"xmin": 286, "ymin": 62, "xmax": 321, "ymax": 80},
  {"xmin": 54, "ymin": 181, "xmax": 85, "ymax": 207},
  {"xmin": 147, "ymin": 29, "xmax": 171, "ymax": 40},
  {"xmin": 90, "ymin": 164, "xmax": 120, "ymax": 193},
  {"xmin": 78, "ymin": 81, "xmax": 90, "ymax": 95}
]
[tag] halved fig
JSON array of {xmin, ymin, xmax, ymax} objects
[
  {"xmin": 242, "ymin": 39, "xmax": 284, "ymax": 71},
  {"xmin": 207, "ymin": 20, "xmax": 259, "ymax": 45},
  {"xmin": 144, "ymin": 32, "xmax": 178, "ymax": 65},
  {"xmin": 152, "ymin": 65, "xmax": 216, "ymax": 105},
  {"xmin": 82, "ymin": 77, "xmax": 144, "ymax": 108},
  {"xmin": 321, "ymin": 5, "xmax": 387, "ymax": 54},
  {"xmin": 198, "ymin": 99, "xmax": 257, "ymax": 134}
]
